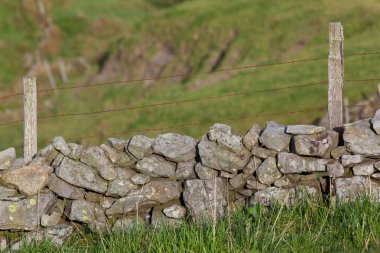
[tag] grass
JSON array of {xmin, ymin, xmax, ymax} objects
[
  {"xmin": 14, "ymin": 198, "xmax": 380, "ymax": 252},
  {"xmin": 1, "ymin": 0, "xmax": 380, "ymax": 155}
]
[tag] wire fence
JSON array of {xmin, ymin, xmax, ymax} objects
[{"xmin": 1, "ymin": 49, "xmax": 379, "ymax": 150}]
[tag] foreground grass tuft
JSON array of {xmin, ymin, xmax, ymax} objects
[{"xmin": 18, "ymin": 198, "xmax": 380, "ymax": 253}]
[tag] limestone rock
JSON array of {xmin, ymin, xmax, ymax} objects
[
  {"xmin": 106, "ymin": 179, "xmax": 139, "ymax": 198},
  {"xmin": 256, "ymin": 157, "xmax": 282, "ymax": 185},
  {"xmin": 293, "ymin": 132, "xmax": 333, "ymax": 158},
  {"xmin": 56, "ymin": 158, "xmax": 108, "ymax": 193},
  {"xmin": 0, "ymin": 185, "xmax": 19, "ymax": 199},
  {"xmin": 286, "ymin": 125, "xmax": 326, "ymax": 135},
  {"xmin": 198, "ymin": 139, "xmax": 250, "ymax": 174},
  {"xmin": 106, "ymin": 180, "xmax": 180, "ymax": 217},
  {"xmin": 151, "ymin": 203, "xmax": 183, "ymax": 227},
  {"xmin": 343, "ymin": 119, "xmax": 380, "ymax": 157},
  {"xmin": 277, "ymin": 152, "xmax": 328, "ymax": 174},
  {"xmin": 47, "ymin": 174, "xmax": 85, "ymax": 200},
  {"xmin": 243, "ymin": 157, "xmax": 262, "ymax": 175},
  {"xmin": 215, "ymin": 133, "xmax": 246, "ymax": 154},
  {"xmin": 207, "ymin": 123, "xmax": 232, "ymax": 141},
  {"xmin": 131, "ymin": 173, "xmax": 151, "ymax": 185},
  {"xmin": 51, "ymin": 153, "xmax": 65, "ymax": 168},
  {"xmin": 194, "ymin": 163, "xmax": 218, "ymax": 180},
  {"xmin": 296, "ymin": 185, "xmax": 320, "ymax": 199},
  {"xmin": 374, "ymin": 161, "xmax": 380, "ymax": 170},
  {"xmin": 68, "ymin": 200, "xmax": 98, "ymax": 223},
  {"xmin": 243, "ymin": 124, "xmax": 261, "ymax": 151},
  {"xmin": 335, "ymin": 176, "xmax": 380, "ymax": 202},
  {"xmin": 259, "ymin": 121, "xmax": 291, "ymax": 152},
  {"xmin": 0, "ymin": 190, "xmax": 56, "ymax": 230},
  {"xmin": 253, "ymin": 147, "xmax": 277, "ymax": 159},
  {"xmin": 101, "ymin": 144, "xmax": 135, "ymax": 168},
  {"xmin": 108, "ymin": 138, "xmax": 128, "ymax": 151},
  {"xmin": 163, "ymin": 204, "xmax": 186, "ymax": 219},
  {"xmin": 53, "ymin": 136, "xmax": 70, "ymax": 156},
  {"xmin": 274, "ymin": 176, "xmax": 294, "ymax": 188},
  {"xmin": 0, "ymin": 148, "xmax": 16, "ymax": 171},
  {"xmin": 67, "ymin": 143, "xmax": 84, "ymax": 160},
  {"xmin": 80, "ymin": 147, "xmax": 117, "ymax": 181},
  {"xmin": 115, "ymin": 167, "xmax": 137, "ymax": 180},
  {"xmin": 12, "ymin": 158, "xmax": 26, "ymax": 169},
  {"xmin": 229, "ymin": 173, "xmax": 247, "ymax": 189},
  {"xmin": 331, "ymin": 146, "xmax": 350, "ymax": 160},
  {"xmin": 341, "ymin": 155, "xmax": 365, "ymax": 167},
  {"xmin": 153, "ymin": 133, "xmax": 196, "ymax": 162},
  {"xmin": 100, "ymin": 196, "xmax": 116, "ymax": 209},
  {"xmin": 175, "ymin": 160, "xmax": 196, "ymax": 180},
  {"xmin": 371, "ymin": 173, "xmax": 380, "ymax": 180},
  {"xmin": 10, "ymin": 224, "xmax": 73, "ymax": 250},
  {"xmin": 135, "ymin": 155, "xmax": 176, "ymax": 178},
  {"xmin": 112, "ymin": 216, "xmax": 144, "ymax": 231},
  {"xmin": 220, "ymin": 171, "xmax": 235, "ymax": 178},
  {"xmin": 370, "ymin": 109, "xmax": 380, "ymax": 135},
  {"xmin": 183, "ymin": 178, "xmax": 228, "ymax": 222},
  {"xmin": 126, "ymin": 135, "xmax": 154, "ymax": 160},
  {"xmin": 41, "ymin": 200, "xmax": 64, "ymax": 227},
  {"xmin": 84, "ymin": 191, "xmax": 102, "ymax": 203},
  {"xmin": 1, "ymin": 166, "xmax": 49, "ymax": 196},
  {"xmin": 251, "ymin": 187, "xmax": 295, "ymax": 206},
  {"xmin": 326, "ymin": 161, "xmax": 345, "ymax": 177},
  {"xmin": 352, "ymin": 162, "xmax": 375, "ymax": 176},
  {"xmin": 246, "ymin": 179, "xmax": 268, "ymax": 190}
]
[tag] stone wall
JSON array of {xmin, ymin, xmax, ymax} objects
[{"xmin": 1, "ymin": 111, "xmax": 380, "ymax": 249}]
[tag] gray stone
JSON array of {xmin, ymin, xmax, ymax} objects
[
  {"xmin": 106, "ymin": 179, "xmax": 139, "ymax": 198},
  {"xmin": 194, "ymin": 163, "xmax": 218, "ymax": 179},
  {"xmin": 151, "ymin": 203, "xmax": 183, "ymax": 227},
  {"xmin": 238, "ymin": 189, "xmax": 254, "ymax": 197},
  {"xmin": 374, "ymin": 161, "xmax": 380, "ymax": 170},
  {"xmin": 108, "ymin": 138, "xmax": 128, "ymax": 151},
  {"xmin": 80, "ymin": 147, "xmax": 117, "ymax": 181},
  {"xmin": 371, "ymin": 173, "xmax": 380, "ymax": 180},
  {"xmin": 296, "ymin": 185, "xmax": 320, "ymax": 199},
  {"xmin": 286, "ymin": 125, "xmax": 326, "ymax": 135},
  {"xmin": 256, "ymin": 157, "xmax": 282, "ymax": 185},
  {"xmin": 252, "ymin": 187, "xmax": 295, "ymax": 206},
  {"xmin": 277, "ymin": 152, "xmax": 327, "ymax": 174},
  {"xmin": 343, "ymin": 119, "xmax": 380, "ymax": 157},
  {"xmin": 12, "ymin": 158, "xmax": 26, "ymax": 169},
  {"xmin": 327, "ymin": 161, "xmax": 345, "ymax": 177},
  {"xmin": 370, "ymin": 109, "xmax": 380, "ymax": 135},
  {"xmin": 36, "ymin": 144, "xmax": 59, "ymax": 164},
  {"xmin": 0, "ymin": 185, "xmax": 19, "ymax": 198},
  {"xmin": 41, "ymin": 200, "xmax": 64, "ymax": 227},
  {"xmin": 10, "ymin": 224, "xmax": 73, "ymax": 250},
  {"xmin": 331, "ymin": 146, "xmax": 350, "ymax": 160},
  {"xmin": 0, "ymin": 190, "xmax": 56, "ymax": 230},
  {"xmin": 68, "ymin": 200, "xmax": 98, "ymax": 223},
  {"xmin": 215, "ymin": 133, "xmax": 246, "ymax": 153},
  {"xmin": 183, "ymin": 178, "xmax": 228, "ymax": 222},
  {"xmin": 67, "ymin": 143, "xmax": 84, "ymax": 160},
  {"xmin": 243, "ymin": 157, "xmax": 262, "ymax": 175},
  {"xmin": 259, "ymin": 121, "xmax": 291, "ymax": 152},
  {"xmin": 220, "ymin": 171, "xmax": 235, "ymax": 178},
  {"xmin": 135, "ymin": 155, "xmax": 176, "ymax": 178},
  {"xmin": 100, "ymin": 196, "xmax": 116, "ymax": 209},
  {"xmin": 53, "ymin": 136, "xmax": 70, "ymax": 156},
  {"xmin": 29, "ymin": 157, "xmax": 54, "ymax": 174},
  {"xmin": 56, "ymin": 158, "xmax": 108, "ymax": 193},
  {"xmin": 47, "ymin": 174, "xmax": 85, "ymax": 200},
  {"xmin": 106, "ymin": 180, "xmax": 180, "ymax": 217},
  {"xmin": 131, "ymin": 173, "xmax": 151, "ymax": 185},
  {"xmin": 243, "ymin": 124, "xmax": 261, "ymax": 151},
  {"xmin": 0, "ymin": 148, "xmax": 16, "ymax": 170},
  {"xmin": 246, "ymin": 179, "xmax": 268, "ymax": 190},
  {"xmin": 175, "ymin": 160, "xmax": 196, "ymax": 180},
  {"xmin": 335, "ymin": 176, "xmax": 380, "ymax": 202},
  {"xmin": 229, "ymin": 174, "xmax": 247, "ymax": 189},
  {"xmin": 1, "ymin": 166, "xmax": 49, "ymax": 196},
  {"xmin": 127, "ymin": 135, "xmax": 154, "ymax": 160},
  {"xmin": 293, "ymin": 132, "xmax": 333, "ymax": 158},
  {"xmin": 84, "ymin": 191, "xmax": 102, "ymax": 203},
  {"xmin": 163, "ymin": 204, "xmax": 186, "ymax": 219},
  {"xmin": 208, "ymin": 123, "xmax": 232, "ymax": 141},
  {"xmin": 112, "ymin": 216, "xmax": 144, "ymax": 231},
  {"xmin": 198, "ymin": 139, "xmax": 250, "ymax": 174},
  {"xmin": 153, "ymin": 133, "xmax": 196, "ymax": 162},
  {"xmin": 274, "ymin": 176, "xmax": 293, "ymax": 188},
  {"xmin": 352, "ymin": 162, "xmax": 375, "ymax": 176},
  {"xmin": 341, "ymin": 155, "xmax": 365, "ymax": 167},
  {"xmin": 253, "ymin": 147, "xmax": 277, "ymax": 159}
]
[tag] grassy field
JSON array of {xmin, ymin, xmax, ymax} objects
[
  {"xmin": 16, "ymin": 198, "xmax": 380, "ymax": 253},
  {"xmin": 1, "ymin": 0, "xmax": 380, "ymax": 153}
]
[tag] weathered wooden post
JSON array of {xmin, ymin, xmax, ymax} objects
[
  {"xmin": 23, "ymin": 76, "xmax": 37, "ymax": 163},
  {"xmin": 328, "ymin": 22, "xmax": 344, "ymax": 130}
]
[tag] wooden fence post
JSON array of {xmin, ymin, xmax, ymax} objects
[
  {"xmin": 328, "ymin": 22, "xmax": 344, "ymax": 130},
  {"xmin": 23, "ymin": 76, "xmax": 37, "ymax": 163}
]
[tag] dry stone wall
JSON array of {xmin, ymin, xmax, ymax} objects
[{"xmin": 1, "ymin": 111, "xmax": 380, "ymax": 249}]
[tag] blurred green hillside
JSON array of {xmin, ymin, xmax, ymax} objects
[{"xmin": 0, "ymin": 0, "xmax": 380, "ymax": 152}]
